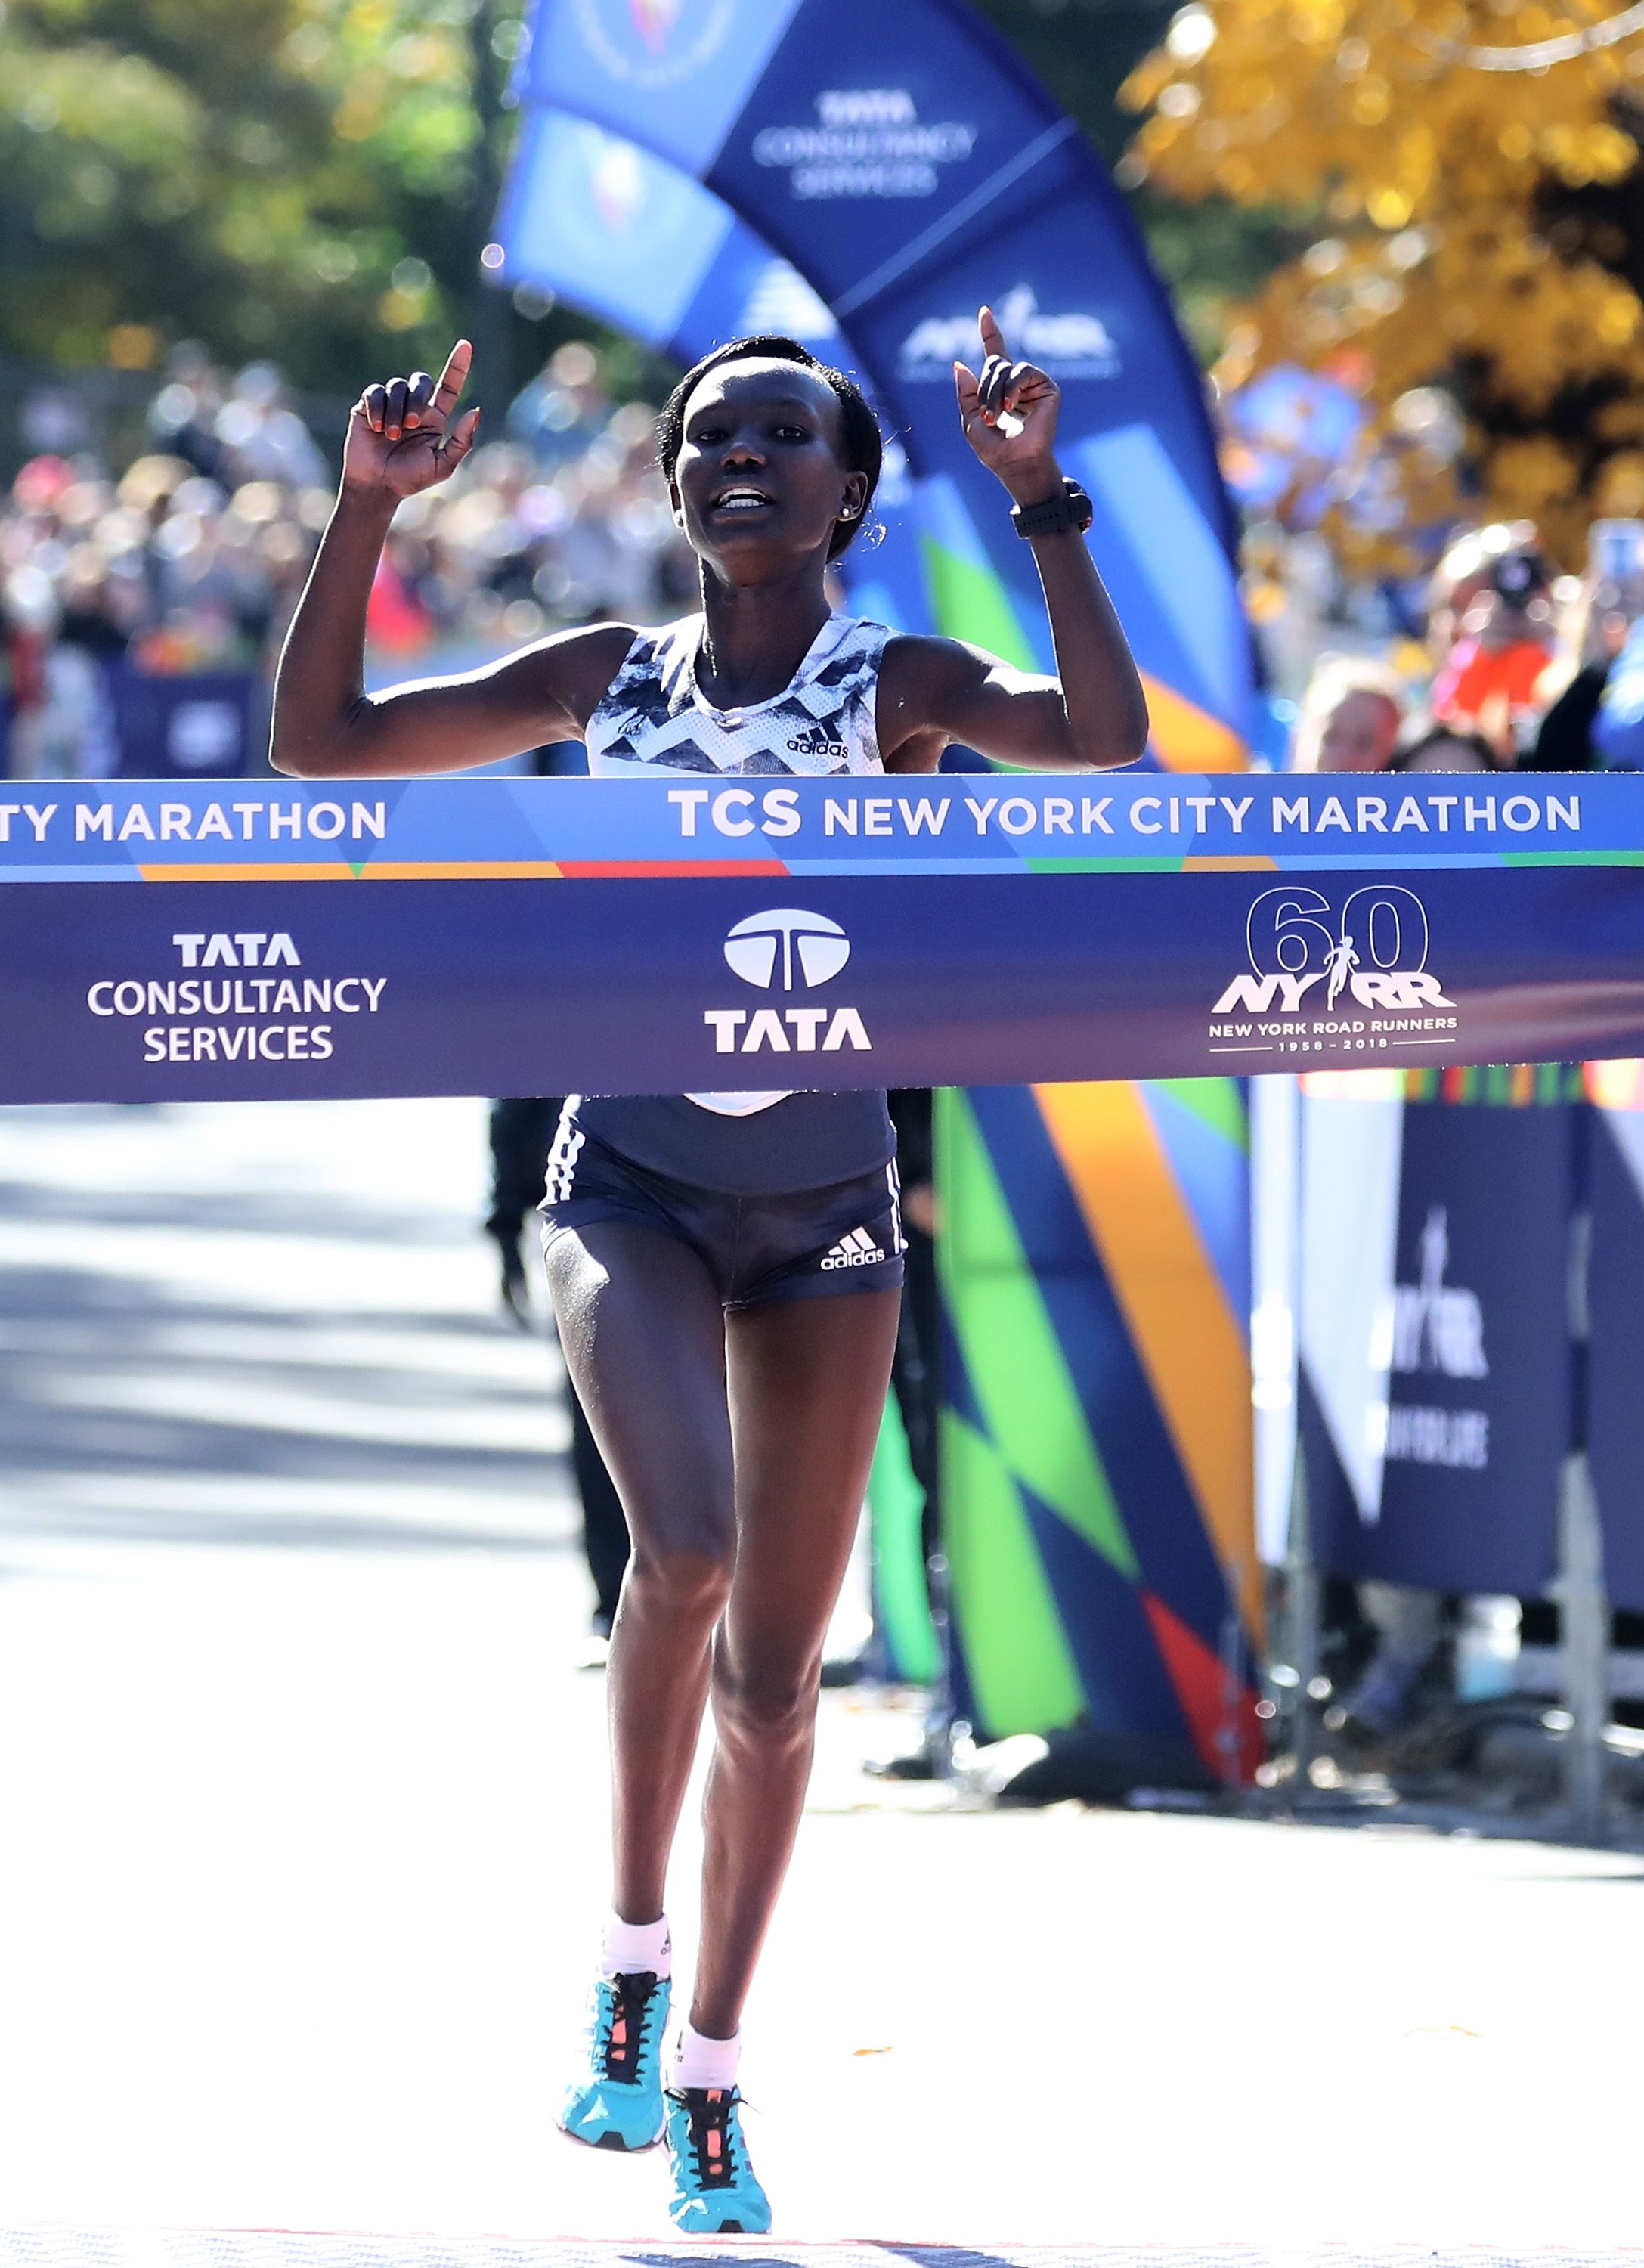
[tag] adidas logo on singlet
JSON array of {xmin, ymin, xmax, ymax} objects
[
  {"xmin": 820, "ymin": 1226, "xmax": 884, "ymax": 1271},
  {"xmin": 786, "ymin": 724, "xmax": 849, "ymax": 763}
]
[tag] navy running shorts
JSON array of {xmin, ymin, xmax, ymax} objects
[{"xmin": 539, "ymin": 1127, "xmax": 906, "ymax": 1312}]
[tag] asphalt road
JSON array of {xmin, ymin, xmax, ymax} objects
[{"xmin": 0, "ymin": 1098, "xmax": 1639, "ymax": 2254}]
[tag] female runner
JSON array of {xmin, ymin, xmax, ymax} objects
[{"xmin": 271, "ymin": 310, "xmax": 1147, "ymax": 2232}]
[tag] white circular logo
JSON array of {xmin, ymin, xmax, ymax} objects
[
  {"xmin": 573, "ymin": 0, "xmax": 735, "ymax": 89},
  {"xmin": 167, "ymin": 699, "xmax": 240, "ymax": 771},
  {"xmin": 724, "ymin": 909, "xmax": 850, "ymax": 992}
]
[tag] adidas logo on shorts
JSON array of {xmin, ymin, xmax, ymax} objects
[{"xmin": 820, "ymin": 1225, "xmax": 884, "ymax": 1271}]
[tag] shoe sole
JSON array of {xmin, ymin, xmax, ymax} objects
[{"xmin": 556, "ymin": 2122, "xmax": 664, "ymax": 2154}]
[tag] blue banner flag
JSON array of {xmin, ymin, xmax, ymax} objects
[
  {"xmin": 1, "ymin": 774, "xmax": 1639, "ymax": 1104},
  {"xmin": 508, "ymin": 0, "xmax": 1252, "ymax": 769},
  {"xmin": 497, "ymin": 106, "xmax": 836, "ymax": 358},
  {"xmin": 492, "ymin": 105, "xmax": 931, "ymax": 634},
  {"xmin": 1302, "ymin": 1100, "xmax": 1573, "ymax": 1597},
  {"xmin": 1590, "ymin": 1095, "xmax": 1644, "ymax": 1610}
]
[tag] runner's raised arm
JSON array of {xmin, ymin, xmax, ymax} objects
[
  {"xmin": 878, "ymin": 305, "xmax": 1150, "ymax": 773},
  {"xmin": 270, "ymin": 340, "xmax": 632, "ymax": 779}
]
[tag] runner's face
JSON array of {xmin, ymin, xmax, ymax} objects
[{"xmin": 670, "ymin": 361, "xmax": 867, "ymax": 576}]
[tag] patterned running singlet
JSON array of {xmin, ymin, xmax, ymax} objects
[
  {"xmin": 567, "ymin": 612, "xmax": 896, "ymax": 1197},
  {"xmin": 584, "ymin": 610, "xmax": 890, "ymax": 779}
]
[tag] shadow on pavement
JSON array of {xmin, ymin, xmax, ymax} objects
[{"xmin": 0, "ymin": 1179, "xmax": 572, "ymax": 1556}]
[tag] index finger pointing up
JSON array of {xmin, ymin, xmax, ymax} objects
[
  {"xmin": 977, "ymin": 305, "xmax": 1006, "ymax": 360},
  {"xmin": 432, "ymin": 339, "xmax": 473, "ymax": 416}
]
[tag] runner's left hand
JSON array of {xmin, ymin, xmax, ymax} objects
[{"xmin": 954, "ymin": 305, "xmax": 1061, "ymax": 500}]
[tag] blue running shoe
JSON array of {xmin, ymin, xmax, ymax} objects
[
  {"xmin": 558, "ymin": 1970, "xmax": 670, "ymax": 2152},
  {"xmin": 664, "ymin": 2085, "xmax": 772, "ymax": 2234}
]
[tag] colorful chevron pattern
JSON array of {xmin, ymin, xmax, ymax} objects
[
  {"xmin": 910, "ymin": 439, "xmax": 1258, "ymax": 1767},
  {"xmin": 911, "ymin": 472, "xmax": 1249, "ymax": 774},
  {"xmin": 937, "ymin": 1080, "xmax": 1261, "ymax": 1777}
]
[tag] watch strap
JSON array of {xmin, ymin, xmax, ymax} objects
[{"xmin": 1010, "ymin": 477, "xmax": 1094, "ymax": 539}]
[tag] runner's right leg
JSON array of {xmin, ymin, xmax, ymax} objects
[
  {"xmin": 545, "ymin": 1219, "xmax": 735, "ymax": 1927},
  {"xmin": 546, "ymin": 1219, "xmax": 733, "ymax": 2153}
]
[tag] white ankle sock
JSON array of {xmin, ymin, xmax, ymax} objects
[
  {"xmin": 673, "ymin": 2021, "xmax": 741, "ymax": 2091},
  {"xmin": 601, "ymin": 1911, "xmax": 671, "ymax": 1980}
]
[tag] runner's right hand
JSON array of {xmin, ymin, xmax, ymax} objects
[{"xmin": 342, "ymin": 339, "xmax": 481, "ymax": 500}]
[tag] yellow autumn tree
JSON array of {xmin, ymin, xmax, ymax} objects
[{"xmin": 1122, "ymin": 0, "xmax": 1644, "ymax": 565}]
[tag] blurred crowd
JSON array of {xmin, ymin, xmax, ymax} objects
[
  {"xmin": 1271, "ymin": 515, "xmax": 1644, "ymax": 778},
  {"xmin": 0, "ymin": 339, "xmax": 695, "ymax": 779},
  {"xmin": 12, "ymin": 331, "xmax": 1644, "ymax": 785}
]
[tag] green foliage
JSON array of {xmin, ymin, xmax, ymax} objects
[
  {"xmin": 1123, "ymin": 0, "xmax": 1644, "ymax": 562},
  {"xmin": 2, "ymin": 0, "xmax": 1282, "ymax": 428},
  {"xmin": 964, "ymin": 0, "xmax": 1296, "ymax": 362},
  {"xmin": 966, "ymin": 0, "xmax": 1173, "ymax": 165},
  {"xmin": 0, "ymin": 0, "xmax": 672, "ymax": 428}
]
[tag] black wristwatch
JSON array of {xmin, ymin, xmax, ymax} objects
[{"xmin": 1010, "ymin": 476, "xmax": 1094, "ymax": 540}]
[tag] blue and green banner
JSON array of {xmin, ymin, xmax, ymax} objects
[
  {"xmin": 940, "ymin": 1078, "xmax": 1258, "ymax": 1766},
  {"xmin": 503, "ymin": 0, "xmax": 1252, "ymax": 768}
]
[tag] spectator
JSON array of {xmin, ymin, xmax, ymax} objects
[
  {"xmin": 1290, "ymin": 654, "xmax": 1408, "ymax": 771},
  {"xmin": 1340, "ymin": 1580, "xmax": 1445, "ymax": 1739},
  {"xmin": 0, "ymin": 355, "xmax": 694, "ymax": 777},
  {"xmin": 212, "ymin": 362, "xmax": 330, "ymax": 489},
  {"xmin": 506, "ymin": 339, "xmax": 612, "ymax": 470},
  {"xmin": 146, "ymin": 342, "xmax": 228, "ymax": 480},
  {"xmin": 1389, "ymin": 723, "xmax": 1499, "ymax": 773},
  {"xmin": 1425, "ymin": 520, "xmax": 1541, "ymax": 660},
  {"xmin": 1430, "ymin": 548, "xmax": 1555, "ymax": 761},
  {"xmin": 1542, "ymin": 521, "xmax": 1644, "ymax": 770},
  {"xmin": 1590, "ymin": 614, "xmax": 1644, "ymax": 769}
]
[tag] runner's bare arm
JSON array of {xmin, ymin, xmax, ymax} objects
[
  {"xmin": 271, "ymin": 340, "xmax": 633, "ymax": 778},
  {"xmin": 876, "ymin": 305, "xmax": 1148, "ymax": 774}
]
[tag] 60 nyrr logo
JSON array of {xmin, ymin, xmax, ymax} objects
[{"xmin": 1209, "ymin": 885, "xmax": 1457, "ymax": 1058}]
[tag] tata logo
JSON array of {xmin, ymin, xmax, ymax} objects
[
  {"xmin": 723, "ymin": 909, "xmax": 850, "ymax": 992},
  {"xmin": 1208, "ymin": 885, "xmax": 1458, "ymax": 1056},
  {"xmin": 574, "ymin": 0, "xmax": 733, "ymax": 85},
  {"xmin": 708, "ymin": 910, "xmax": 869, "ymax": 1058},
  {"xmin": 900, "ymin": 285, "xmax": 1119, "ymax": 381}
]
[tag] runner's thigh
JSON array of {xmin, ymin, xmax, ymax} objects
[{"xmin": 546, "ymin": 1219, "xmax": 733, "ymax": 1559}]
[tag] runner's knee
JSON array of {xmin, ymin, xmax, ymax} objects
[
  {"xmin": 625, "ymin": 1538, "xmax": 734, "ymax": 1625},
  {"xmin": 711, "ymin": 1653, "xmax": 820, "ymax": 1749}
]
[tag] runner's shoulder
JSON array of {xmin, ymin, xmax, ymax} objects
[
  {"xmin": 505, "ymin": 620, "xmax": 639, "ymax": 735},
  {"xmin": 879, "ymin": 630, "xmax": 993, "ymax": 695}
]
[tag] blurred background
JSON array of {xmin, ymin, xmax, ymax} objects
[
  {"xmin": 10, "ymin": 2, "xmax": 1644, "ymax": 2253},
  {"xmin": 15, "ymin": 0, "xmax": 1644, "ymax": 779}
]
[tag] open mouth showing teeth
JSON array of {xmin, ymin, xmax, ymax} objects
[{"xmin": 714, "ymin": 488, "xmax": 773, "ymax": 510}]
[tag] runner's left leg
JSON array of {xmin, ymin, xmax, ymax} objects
[{"xmin": 689, "ymin": 1285, "xmax": 902, "ymax": 2041}]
